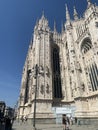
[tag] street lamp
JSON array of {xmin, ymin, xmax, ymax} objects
[{"xmin": 32, "ymin": 64, "xmax": 39, "ymax": 130}]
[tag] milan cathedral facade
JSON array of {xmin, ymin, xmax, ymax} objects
[{"xmin": 18, "ymin": 0, "xmax": 98, "ymax": 123}]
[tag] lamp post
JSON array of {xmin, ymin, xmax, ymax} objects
[{"xmin": 33, "ymin": 64, "xmax": 39, "ymax": 130}]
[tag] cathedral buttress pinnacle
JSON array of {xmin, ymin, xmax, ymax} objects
[
  {"xmin": 37, "ymin": 11, "xmax": 50, "ymax": 32},
  {"xmin": 65, "ymin": 4, "xmax": 70, "ymax": 22},
  {"xmin": 65, "ymin": 4, "xmax": 72, "ymax": 29}
]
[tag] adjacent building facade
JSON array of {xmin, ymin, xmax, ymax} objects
[{"xmin": 18, "ymin": 0, "xmax": 98, "ymax": 123}]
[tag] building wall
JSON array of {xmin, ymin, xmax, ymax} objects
[{"xmin": 18, "ymin": 1, "xmax": 98, "ymax": 122}]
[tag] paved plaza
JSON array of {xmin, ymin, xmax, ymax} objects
[{"xmin": 12, "ymin": 121, "xmax": 98, "ymax": 130}]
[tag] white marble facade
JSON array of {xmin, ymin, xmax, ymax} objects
[{"xmin": 18, "ymin": 0, "xmax": 98, "ymax": 121}]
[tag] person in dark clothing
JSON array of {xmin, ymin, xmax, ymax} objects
[
  {"xmin": 5, "ymin": 116, "xmax": 12, "ymax": 130},
  {"xmin": 62, "ymin": 114, "xmax": 70, "ymax": 130},
  {"xmin": 75, "ymin": 117, "xmax": 77, "ymax": 124}
]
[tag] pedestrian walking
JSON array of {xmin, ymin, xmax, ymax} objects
[
  {"xmin": 70, "ymin": 116, "xmax": 73, "ymax": 125},
  {"xmin": 62, "ymin": 114, "xmax": 70, "ymax": 130},
  {"xmin": 24, "ymin": 116, "xmax": 27, "ymax": 123}
]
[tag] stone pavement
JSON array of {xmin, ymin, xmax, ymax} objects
[{"xmin": 12, "ymin": 121, "xmax": 98, "ymax": 130}]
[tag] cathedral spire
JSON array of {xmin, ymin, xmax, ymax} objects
[
  {"xmin": 54, "ymin": 20, "xmax": 57, "ymax": 32},
  {"xmin": 73, "ymin": 6, "xmax": 78, "ymax": 20},
  {"xmin": 65, "ymin": 4, "xmax": 70, "ymax": 22},
  {"xmin": 87, "ymin": 0, "xmax": 91, "ymax": 7}
]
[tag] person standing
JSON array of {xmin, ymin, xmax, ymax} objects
[
  {"xmin": 75, "ymin": 117, "xmax": 77, "ymax": 124},
  {"xmin": 62, "ymin": 114, "xmax": 70, "ymax": 130},
  {"xmin": 70, "ymin": 116, "xmax": 73, "ymax": 125},
  {"xmin": 66, "ymin": 116, "xmax": 70, "ymax": 130}
]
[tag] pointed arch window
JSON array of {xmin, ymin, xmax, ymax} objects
[
  {"xmin": 24, "ymin": 69, "xmax": 31, "ymax": 104},
  {"xmin": 81, "ymin": 38, "xmax": 98, "ymax": 92},
  {"xmin": 52, "ymin": 47, "xmax": 62, "ymax": 98}
]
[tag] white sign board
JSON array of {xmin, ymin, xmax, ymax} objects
[{"xmin": 56, "ymin": 107, "xmax": 71, "ymax": 114}]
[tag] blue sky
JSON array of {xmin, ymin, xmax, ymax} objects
[{"xmin": 0, "ymin": 0, "xmax": 98, "ymax": 107}]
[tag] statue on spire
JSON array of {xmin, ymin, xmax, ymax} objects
[
  {"xmin": 41, "ymin": 10, "xmax": 45, "ymax": 19},
  {"xmin": 54, "ymin": 20, "xmax": 57, "ymax": 32},
  {"xmin": 61, "ymin": 21, "xmax": 64, "ymax": 33},
  {"xmin": 42, "ymin": 10, "xmax": 44, "ymax": 16},
  {"xmin": 87, "ymin": 0, "xmax": 91, "ymax": 7},
  {"xmin": 73, "ymin": 6, "xmax": 78, "ymax": 20}
]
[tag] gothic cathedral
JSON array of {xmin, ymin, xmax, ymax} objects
[{"xmin": 18, "ymin": 0, "xmax": 98, "ymax": 123}]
